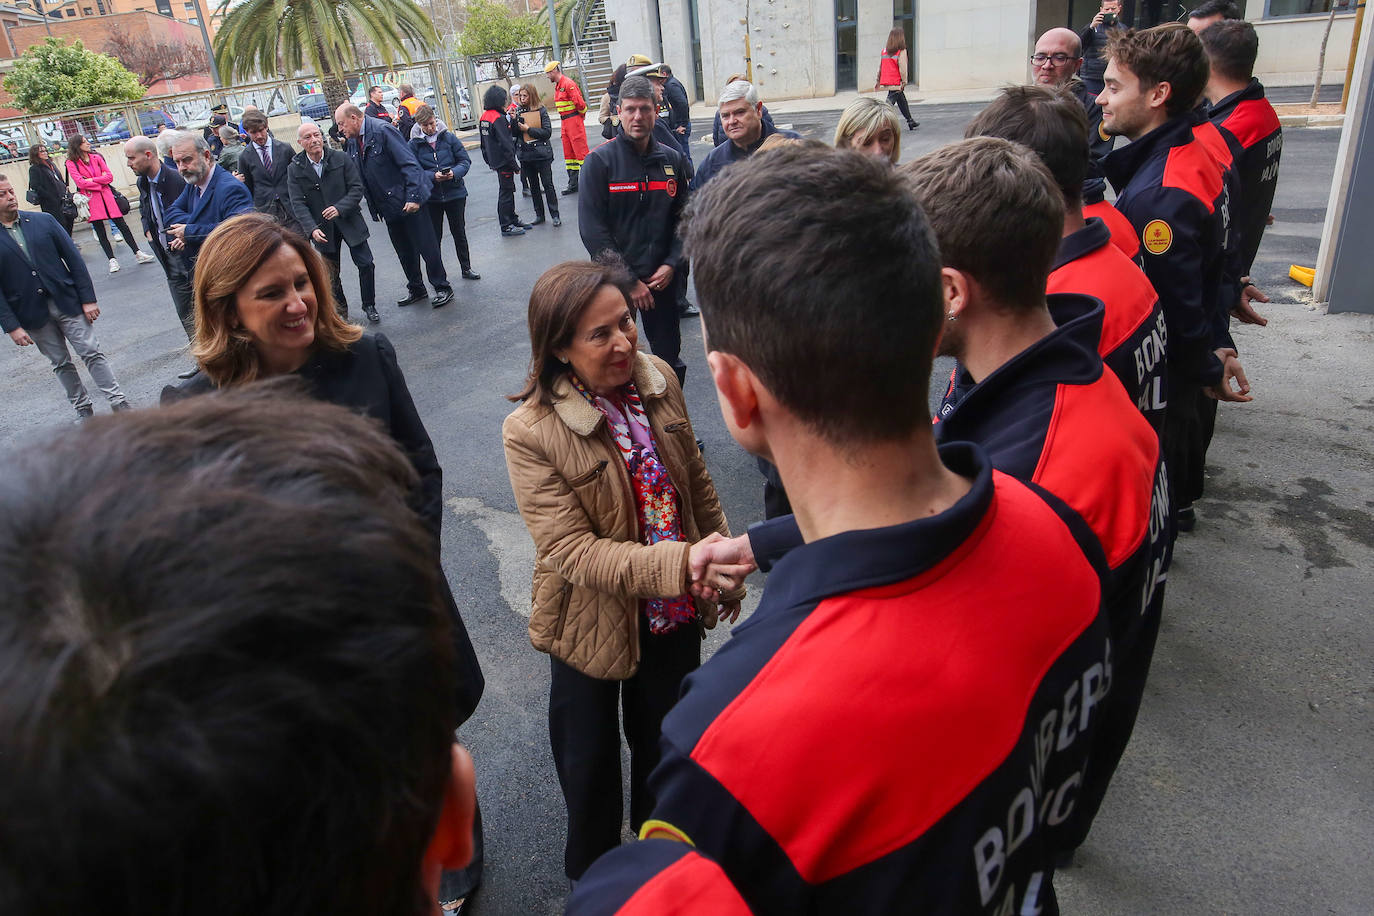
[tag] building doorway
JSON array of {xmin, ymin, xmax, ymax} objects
[
  {"xmin": 836, "ymin": 0, "xmax": 858, "ymax": 91},
  {"xmin": 895, "ymin": 0, "xmax": 917, "ymax": 86}
]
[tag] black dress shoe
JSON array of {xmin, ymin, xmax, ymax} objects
[
  {"xmin": 431, "ymin": 289, "xmax": 454, "ymax": 308},
  {"xmin": 461, "ymin": 269, "xmax": 481, "ymax": 280},
  {"xmin": 679, "ymin": 302, "xmax": 700, "ymax": 317},
  {"xmin": 1176, "ymin": 506, "xmax": 1196, "ymax": 532},
  {"xmin": 177, "ymin": 366, "xmax": 201, "ymax": 379},
  {"xmin": 908, "ymin": 120, "xmax": 919, "ymax": 130},
  {"xmin": 561, "ymin": 185, "xmax": 578, "ymax": 196},
  {"xmin": 552, "ymin": 216, "xmax": 562, "ymax": 227},
  {"xmin": 397, "ymin": 292, "xmax": 428, "ymax": 306},
  {"xmin": 363, "ymin": 304, "xmax": 381, "ymax": 323},
  {"xmin": 529, "ymin": 216, "xmax": 546, "ymax": 226},
  {"xmin": 517, "ymin": 221, "xmax": 535, "ymax": 230}
]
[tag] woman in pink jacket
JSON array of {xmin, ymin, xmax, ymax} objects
[{"xmin": 65, "ymin": 134, "xmax": 154, "ymax": 273}]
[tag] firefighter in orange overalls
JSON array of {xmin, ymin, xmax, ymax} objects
[{"xmin": 544, "ymin": 61, "xmax": 589, "ymax": 195}]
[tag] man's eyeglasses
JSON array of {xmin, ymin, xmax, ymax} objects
[{"xmin": 1031, "ymin": 53, "xmax": 1077, "ymax": 66}]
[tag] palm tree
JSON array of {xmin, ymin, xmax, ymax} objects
[
  {"xmin": 212, "ymin": 0, "xmax": 440, "ymax": 118},
  {"xmin": 535, "ymin": 0, "xmax": 578, "ymax": 47}
]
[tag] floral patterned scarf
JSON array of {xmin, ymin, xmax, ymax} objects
[{"xmin": 572, "ymin": 374, "xmax": 697, "ymax": 634}]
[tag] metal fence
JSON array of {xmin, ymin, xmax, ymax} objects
[{"xmin": 0, "ymin": 57, "xmax": 479, "ymax": 163}]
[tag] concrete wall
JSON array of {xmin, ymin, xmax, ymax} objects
[
  {"xmin": 859, "ymin": 0, "xmax": 894, "ymax": 89},
  {"xmin": 1253, "ymin": 13, "xmax": 1357, "ymax": 87},
  {"xmin": 919, "ymin": 0, "xmax": 1035, "ymax": 91}
]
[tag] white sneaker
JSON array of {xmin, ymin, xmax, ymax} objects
[
  {"xmin": 108, "ymin": 258, "xmax": 120, "ymax": 273},
  {"xmin": 135, "ymin": 250, "xmax": 155, "ymax": 264}
]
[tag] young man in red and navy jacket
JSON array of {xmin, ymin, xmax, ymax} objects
[
  {"xmin": 578, "ymin": 75, "xmax": 690, "ymax": 385},
  {"xmin": 967, "ymin": 85, "xmax": 1166, "ymax": 432},
  {"xmin": 1201, "ymin": 19, "xmax": 1281, "ymax": 319},
  {"xmin": 1098, "ymin": 23, "xmax": 1252, "ymax": 530},
  {"xmin": 568, "ymin": 145, "xmax": 1112, "ymax": 915},
  {"xmin": 913, "ymin": 137, "xmax": 1172, "ymax": 858}
]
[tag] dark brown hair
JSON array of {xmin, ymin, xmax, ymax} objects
[
  {"xmin": 886, "ymin": 26, "xmax": 906, "ymax": 54},
  {"xmin": 240, "ymin": 110, "xmax": 269, "ymax": 131},
  {"xmin": 192, "ymin": 213, "xmax": 361, "ymax": 386},
  {"xmin": 413, "ymin": 103, "xmax": 436, "ymax": 124},
  {"xmin": 65, "ymin": 134, "xmax": 90, "ymax": 164},
  {"xmin": 684, "ymin": 144, "xmax": 944, "ymax": 443},
  {"xmin": 965, "ymin": 84, "xmax": 1090, "ymax": 206},
  {"xmin": 1199, "ymin": 19, "xmax": 1258, "ymax": 83},
  {"xmin": 902, "ymin": 137, "xmax": 1064, "ymax": 311},
  {"xmin": 0, "ymin": 383, "xmax": 456, "ymax": 916},
  {"xmin": 1106, "ymin": 23, "xmax": 1210, "ymax": 116},
  {"xmin": 510, "ymin": 258, "xmax": 638, "ymax": 405}
]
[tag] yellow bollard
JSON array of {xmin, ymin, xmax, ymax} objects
[{"xmin": 1289, "ymin": 265, "xmax": 1315, "ymax": 287}]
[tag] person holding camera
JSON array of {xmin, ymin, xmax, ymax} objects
[
  {"xmin": 411, "ymin": 105, "xmax": 481, "ymax": 282},
  {"xmin": 1080, "ymin": 0, "xmax": 1127, "ymax": 96}
]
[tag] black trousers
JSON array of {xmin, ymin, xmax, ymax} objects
[
  {"xmin": 426, "ymin": 197, "xmax": 473, "ymax": 272},
  {"xmin": 43, "ymin": 206, "xmax": 75, "ymax": 237},
  {"xmin": 638, "ymin": 276, "xmax": 686, "ymax": 385},
  {"xmin": 496, "ymin": 170, "xmax": 519, "ymax": 228},
  {"xmin": 150, "ymin": 236, "xmax": 195, "ymax": 340},
  {"xmin": 1162, "ymin": 365, "xmax": 1204, "ymax": 513},
  {"xmin": 385, "ymin": 209, "xmax": 450, "ymax": 297},
  {"xmin": 322, "ymin": 239, "xmax": 376, "ymax": 316},
  {"xmin": 549, "ymin": 620, "xmax": 700, "ymax": 880},
  {"xmin": 524, "ymin": 160, "xmax": 559, "ymax": 220},
  {"xmin": 886, "ymin": 89, "xmax": 915, "ymax": 125},
  {"xmin": 91, "ymin": 216, "xmax": 143, "ymax": 259}
]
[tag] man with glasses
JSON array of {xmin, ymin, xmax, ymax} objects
[{"xmin": 1032, "ymin": 28, "xmax": 1115, "ymax": 196}]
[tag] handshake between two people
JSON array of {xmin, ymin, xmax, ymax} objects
[{"xmin": 686, "ymin": 532, "xmax": 758, "ymax": 625}]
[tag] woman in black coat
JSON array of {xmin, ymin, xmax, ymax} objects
[
  {"xmin": 511, "ymin": 84, "xmax": 560, "ymax": 226},
  {"xmin": 27, "ymin": 145, "xmax": 74, "ymax": 236},
  {"xmin": 409, "ymin": 104, "xmax": 480, "ymax": 280}
]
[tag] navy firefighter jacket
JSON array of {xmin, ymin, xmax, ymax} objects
[
  {"xmin": 578, "ymin": 129, "xmax": 689, "ymax": 279},
  {"xmin": 1208, "ymin": 79, "xmax": 1283, "ymax": 278},
  {"xmin": 1047, "ymin": 218, "xmax": 1167, "ymax": 434},
  {"xmin": 936, "ymin": 293, "xmax": 1172, "ymax": 659},
  {"xmin": 646, "ymin": 443, "xmax": 1111, "ymax": 915},
  {"xmin": 1103, "ymin": 114, "xmax": 1227, "ymax": 389}
]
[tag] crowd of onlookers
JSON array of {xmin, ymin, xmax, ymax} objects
[{"xmin": 0, "ymin": 10, "xmax": 1284, "ymax": 914}]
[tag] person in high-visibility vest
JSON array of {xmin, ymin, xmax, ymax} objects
[{"xmin": 545, "ymin": 61, "xmax": 589, "ymax": 195}]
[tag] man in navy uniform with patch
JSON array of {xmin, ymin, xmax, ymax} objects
[
  {"xmin": 1098, "ymin": 22, "xmax": 1251, "ymax": 532},
  {"xmin": 578, "ymin": 75, "xmax": 690, "ymax": 384},
  {"xmin": 569, "ymin": 144, "xmax": 1112, "ymax": 915}
]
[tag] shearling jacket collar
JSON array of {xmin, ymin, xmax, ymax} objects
[{"xmin": 550, "ymin": 351, "xmax": 668, "ymax": 437}]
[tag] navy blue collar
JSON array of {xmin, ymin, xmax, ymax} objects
[
  {"xmin": 745, "ymin": 442, "xmax": 994, "ymax": 618},
  {"xmin": 942, "ymin": 293, "xmax": 1106, "ymax": 424},
  {"xmin": 1102, "ymin": 113, "xmax": 1195, "ymax": 190},
  {"xmin": 1207, "ymin": 78, "xmax": 1265, "ymax": 121},
  {"xmin": 1051, "ymin": 217, "xmax": 1111, "ymax": 271}
]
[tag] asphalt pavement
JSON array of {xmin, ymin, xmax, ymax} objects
[{"xmin": 0, "ymin": 102, "xmax": 1369, "ymax": 915}]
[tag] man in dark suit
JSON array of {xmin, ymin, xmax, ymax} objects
[
  {"xmin": 163, "ymin": 131, "xmax": 254, "ymax": 277},
  {"xmin": 237, "ymin": 110, "xmax": 302, "ymax": 232},
  {"xmin": 288, "ymin": 121, "xmax": 379, "ymax": 324},
  {"xmin": 124, "ymin": 136, "xmax": 194, "ymax": 340},
  {"xmin": 0, "ymin": 175, "xmax": 131, "ymax": 418},
  {"xmin": 334, "ymin": 103, "xmax": 453, "ymax": 309}
]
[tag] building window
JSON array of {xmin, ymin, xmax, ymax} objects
[
  {"xmin": 65, "ymin": 8, "xmax": 75, "ymax": 14},
  {"xmin": 82, "ymin": 7, "xmax": 93, "ymax": 14},
  {"xmin": 1265, "ymin": 0, "xmax": 1354, "ymax": 17}
]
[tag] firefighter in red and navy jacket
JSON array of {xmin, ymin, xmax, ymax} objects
[
  {"xmin": 578, "ymin": 75, "xmax": 690, "ymax": 384},
  {"xmin": 967, "ymin": 85, "xmax": 1165, "ymax": 431},
  {"xmin": 1201, "ymin": 19, "xmax": 1281, "ymax": 321},
  {"xmin": 611, "ymin": 144, "xmax": 1111, "ymax": 916},
  {"xmin": 910, "ymin": 137, "xmax": 1170, "ymax": 858},
  {"xmin": 479, "ymin": 84, "xmax": 527, "ymax": 236},
  {"xmin": 1098, "ymin": 23, "xmax": 1252, "ymax": 530}
]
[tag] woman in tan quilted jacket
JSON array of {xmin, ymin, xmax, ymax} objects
[{"xmin": 503, "ymin": 258, "xmax": 745, "ymax": 883}]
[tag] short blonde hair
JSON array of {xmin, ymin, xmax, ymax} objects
[
  {"xmin": 833, "ymin": 98, "xmax": 904, "ymax": 164},
  {"xmin": 193, "ymin": 213, "xmax": 361, "ymax": 386}
]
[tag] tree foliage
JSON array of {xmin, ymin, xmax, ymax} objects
[
  {"xmin": 534, "ymin": 0, "xmax": 578, "ymax": 47},
  {"xmin": 3, "ymin": 38, "xmax": 145, "ymax": 113},
  {"xmin": 458, "ymin": 0, "xmax": 545, "ymax": 57},
  {"xmin": 104, "ymin": 26, "xmax": 210, "ymax": 89},
  {"xmin": 212, "ymin": 0, "xmax": 440, "ymax": 115}
]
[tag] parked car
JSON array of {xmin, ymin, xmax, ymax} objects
[
  {"xmin": 296, "ymin": 92, "xmax": 330, "ymax": 121},
  {"xmin": 95, "ymin": 109, "xmax": 176, "ymax": 141},
  {"xmin": 185, "ymin": 104, "xmax": 246, "ymax": 131}
]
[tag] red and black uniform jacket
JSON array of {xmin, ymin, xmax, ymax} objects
[
  {"xmin": 578, "ymin": 129, "xmax": 689, "ymax": 278},
  {"xmin": 1208, "ymin": 79, "xmax": 1283, "ymax": 277},
  {"xmin": 1048, "ymin": 219, "xmax": 1167, "ymax": 433},
  {"xmin": 478, "ymin": 108, "xmax": 519, "ymax": 172},
  {"xmin": 1103, "ymin": 114, "xmax": 1227, "ymax": 388},
  {"xmin": 647, "ymin": 443, "xmax": 1111, "ymax": 915},
  {"xmin": 1082, "ymin": 195, "xmax": 1140, "ymax": 262},
  {"xmin": 1190, "ymin": 112, "xmax": 1245, "ymax": 351},
  {"xmin": 935, "ymin": 294, "xmax": 1172, "ymax": 669},
  {"xmin": 566, "ymin": 839, "xmax": 751, "ymax": 915}
]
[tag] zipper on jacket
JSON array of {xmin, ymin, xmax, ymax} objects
[
  {"xmin": 568, "ymin": 460, "xmax": 608, "ymax": 486},
  {"xmin": 553, "ymin": 581, "xmax": 573, "ymax": 641}
]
